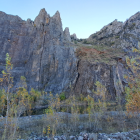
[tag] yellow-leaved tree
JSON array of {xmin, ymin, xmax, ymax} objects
[
  {"xmin": 0, "ymin": 53, "xmax": 41, "ymax": 140},
  {"xmin": 0, "ymin": 53, "xmax": 14, "ymax": 139},
  {"xmin": 92, "ymin": 81, "xmax": 107, "ymax": 130},
  {"xmin": 125, "ymin": 48, "xmax": 140, "ymax": 129}
]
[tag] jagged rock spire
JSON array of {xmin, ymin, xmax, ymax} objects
[
  {"xmin": 52, "ymin": 11, "xmax": 61, "ymax": 21},
  {"xmin": 63, "ymin": 27, "xmax": 71, "ymax": 42},
  {"xmin": 34, "ymin": 8, "xmax": 49, "ymax": 27},
  {"xmin": 71, "ymin": 33, "xmax": 78, "ymax": 40}
]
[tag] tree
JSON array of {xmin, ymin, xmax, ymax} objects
[
  {"xmin": 0, "ymin": 53, "xmax": 13, "ymax": 139},
  {"xmin": 86, "ymin": 95, "xmax": 94, "ymax": 130},
  {"xmin": 125, "ymin": 49, "xmax": 140, "ymax": 129},
  {"xmin": 0, "ymin": 53, "xmax": 42, "ymax": 139},
  {"xmin": 93, "ymin": 81, "xmax": 107, "ymax": 112},
  {"xmin": 92, "ymin": 81, "xmax": 107, "ymax": 131}
]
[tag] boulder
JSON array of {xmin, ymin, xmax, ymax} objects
[{"xmin": 71, "ymin": 33, "xmax": 78, "ymax": 40}]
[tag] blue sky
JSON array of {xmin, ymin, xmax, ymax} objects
[{"xmin": 0, "ymin": 0, "xmax": 140, "ymax": 38}]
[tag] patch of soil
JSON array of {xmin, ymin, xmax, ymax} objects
[{"xmin": 76, "ymin": 47, "xmax": 106, "ymax": 58}]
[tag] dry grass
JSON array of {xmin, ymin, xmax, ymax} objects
[
  {"xmin": 1, "ymin": 111, "xmax": 140, "ymax": 139},
  {"xmin": 75, "ymin": 43, "xmax": 125, "ymax": 65}
]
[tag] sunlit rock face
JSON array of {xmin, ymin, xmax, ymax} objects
[
  {"xmin": 0, "ymin": 9, "xmax": 139, "ymax": 100},
  {"xmin": 63, "ymin": 27, "xmax": 71, "ymax": 42},
  {"xmin": 0, "ymin": 9, "xmax": 78, "ymax": 94},
  {"xmin": 88, "ymin": 12, "xmax": 140, "ymax": 50}
]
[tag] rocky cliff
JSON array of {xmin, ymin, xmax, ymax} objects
[
  {"xmin": 0, "ymin": 9, "xmax": 78, "ymax": 94},
  {"xmin": 88, "ymin": 12, "xmax": 140, "ymax": 50},
  {"xmin": 0, "ymin": 9, "xmax": 139, "ymax": 100},
  {"xmin": 84, "ymin": 12, "xmax": 140, "ymax": 99}
]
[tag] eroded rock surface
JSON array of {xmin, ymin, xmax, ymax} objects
[
  {"xmin": 71, "ymin": 33, "xmax": 78, "ymax": 40},
  {"xmin": 79, "ymin": 12, "xmax": 140, "ymax": 98},
  {"xmin": 0, "ymin": 9, "xmax": 78, "ymax": 94},
  {"xmin": 88, "ymin": 12, "xmax": 140, "ymax": 50},
  {"xmin": 63, "ymin": 27, "xmax": 71, "ymax": 42},
  {"xmin": 0, "ymin": 9, "xmax": 140, "ymax": 98}
]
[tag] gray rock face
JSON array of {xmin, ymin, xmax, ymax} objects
[
  {"xmin": 97, "ymin": 19, "xmax": 123, "ymax": 39},
  {"xmin": 82, "ymin": 12, "xmax": 140, "ymax": 98},
  {"xmin": 0, "ymin": 9, "xmax": 78, "ymax": 94},
  {"xmin": 63, "ymin": 27, "xmax": 71, "ymax": 42},
  {"xmin": 0, "ymin": 9, "xmax": 140, "ymax": 98},
  {"xmin": 34, "ymin": 8, "xmax": 49, "ymax": 27},
  {"xmin": 71, "ymin": 33, "xmax": 78, "ymax": 40},
  {"xmin": 73, "ymin": 59, "xmax": 129, "ymax": 100},
  {"xmin": 88, "ymin": 12, "xmax": 140, "ymax": 50}
]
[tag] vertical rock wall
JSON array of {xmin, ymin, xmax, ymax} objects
[
  {"xmin": 0, "ymin": 9, "xmax": 140, "ymax": 99},
  {"xmin": 0, "ymin": 9, "xmax": 78, "ymax": 94}
]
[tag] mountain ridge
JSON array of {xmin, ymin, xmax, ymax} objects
[{"xmin": 0, "ymin": 8, "xmax": 140, "ymax": 101}]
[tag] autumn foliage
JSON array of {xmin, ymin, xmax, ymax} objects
[
  {"xmin": 0, "ymin": 53, "xmax": 42, "ymax": 140},
  {"xmin": 125, "ymin": 49, "xmax": 140, "ymax": 114}
]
